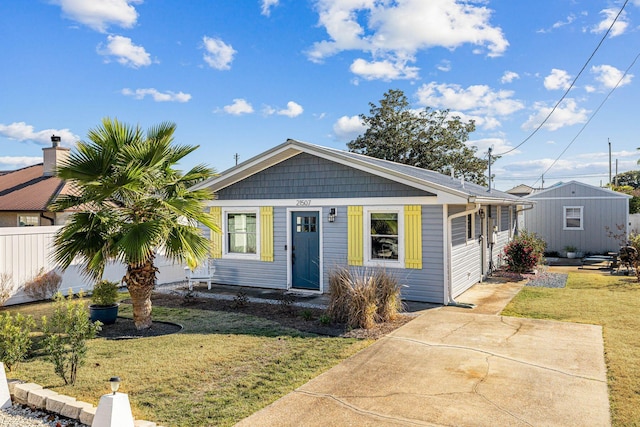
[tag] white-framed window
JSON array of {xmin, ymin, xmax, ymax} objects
[
  {"xmin": 364, "ymin": 206, "xmax": 404, "ymax": 268},
  {"xmin": 18, "ymin": 215, "xmax": 39, "ymax": 227},
  {"xmin": 223, "ymin": 208, "xmax": 260, "ymax": 260},
  {"xmin": 563, "ymin": 206, "xmax": 583, "ymax": 230},
  {"xmin": 466, "ymin": 213, "xmax": 474, "ymax": 241}
]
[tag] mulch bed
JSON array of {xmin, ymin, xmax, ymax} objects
[
  {"xmin": 97, "ymin": 317, "xmax": 182, "ymax": 340},
  {"xmin": 143, "ymin": 292, "xmax": 414, "ymax": 340}
]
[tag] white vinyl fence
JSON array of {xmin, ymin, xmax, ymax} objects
[
  {"xmin": 0, "ymin": 226, "xmax": 186, "ymax": 306},
  {"xmin": 630, "ymin": 213, "xmax": 640, "ymax": 235}
]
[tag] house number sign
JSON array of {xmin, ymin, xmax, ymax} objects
[{"xmin": 296, "ymin": 200, "xmax": 312, "ymax": 206}]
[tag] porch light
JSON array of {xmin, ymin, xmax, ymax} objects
[
  {"xmin": 109, "ymin": 377, "xmax": 121, "ymax": 395},
  {"xmin": 479, "ymin": 209, "xmax": 485, "ymax": 219},
  {"xmin": 328, "ymin": 207, "xmax": 337, "ymax": 223}
]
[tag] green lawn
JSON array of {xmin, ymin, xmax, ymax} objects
[
  {"xmin": 4, "ymin": 299, "xmax": 371, "ymax": 427},
  {"xmin": 503, "ymin": 271, "xmax": 640, "ymax": 427}
]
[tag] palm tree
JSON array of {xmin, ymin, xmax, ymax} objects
[{"xmin": 51, "ymin": 118, "xmax": 217, "ymax": 329}]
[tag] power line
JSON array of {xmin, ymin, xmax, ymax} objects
[
  {"xmin": 494, "ymin": 0, "xmax": 630, "ymax": 157},
  {"xmin": 530, "ymin": 51, "xmax": 640, "ymax": 188}
]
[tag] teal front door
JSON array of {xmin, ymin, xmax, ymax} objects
[{"xmin": 291, "ymin": 211, "xmax": 320, "ymax": 290}]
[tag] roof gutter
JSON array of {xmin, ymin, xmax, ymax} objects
[{"xmin": 444, "ymin": 202, "xmax": 480, "ymax": 307}]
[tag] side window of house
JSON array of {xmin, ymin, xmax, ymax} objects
[
  {"xmin": 466, "ymin": 214, "xmax": 473, "ymax": 240},
  {"xmin": 563, "ymin": 206, "xmax": 583, "ymax": 230},
  {"xmin": 226, "ymin": 211, "xmax": 258, "ymax": 256},
  {"xmin": 18, "ymin": 215, "xmax": 39, "ymax": 227}
]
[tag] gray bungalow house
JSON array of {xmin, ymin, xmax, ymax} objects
[
  {"xmin": 192, "ymin": 139, "xmax": 525, "ymax": 305},
  {"xmin": 523, "ymin": 181, "xmax": 631, "ymax": 255}
]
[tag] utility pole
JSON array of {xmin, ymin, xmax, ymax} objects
[
  {"xmin": 608, "ymin": 139, "xmax": 612, "ymax": 186},
  {"xmin": 615, "ymin": 159, "xmax": 618, "ymax": 187},
  {"xmin": 487, "ymin": 147, "xmax": 492, "ymax": 193},
  {"xmin": 234, "ymin": 153, "xmax": 240, "ymax": 166},
  {"xmin": 541, "ymin": 174, "xmax": 545, "ymax": 189}
]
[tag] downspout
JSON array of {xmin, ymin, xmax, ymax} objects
[
  {"xmin": 445, "ymin": 201, "xmax": 480, "ymax": 307},
  {"xmin": 40, "ymin": 212, "xmax": 55, "ymax": 226},
  {"xmin": 515, "ymin": 203, "xmax": 535, "ymax": 234}
]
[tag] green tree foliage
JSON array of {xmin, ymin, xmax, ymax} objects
[
  {"xmin": 614, "ymin": 170, "xmax": 640, "ymax": 189},
  {"xmin": 0, "ymin": 312, "xmax": 35, "ymax": 371},
  {"xmin": 42, "ymin": 292, "xmax": 101, "ymax": 385},
  {"xmin": 51, "ymin": 118, "xmax": 218, "ymax": 330},
  {"xmin": 609, "ymin": 184, "xmax": 640, "ymax": 214},
  {"xmin": 347, "ymin": 89, "xmax": 488, "ymax": 185}
]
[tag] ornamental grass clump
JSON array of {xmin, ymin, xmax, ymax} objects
[
  {"xmin": 327, "ymin": 267, "xmax": 403, "ymax": 329},
  {"xmin": 503, "ymin": 231, "xmax": 546, "ymax": 274}
]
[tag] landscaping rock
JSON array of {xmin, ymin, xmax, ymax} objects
[
  {"xmin": 7, "ymin": 379, "xmax": 24, "ymax": 396},
  {"xmin": 133, "ymin": 420, "xmax": 157, "ymax": 427},
  {"xmin": 26, "ymin": 388, "xmax": 57, "ymax": 408},
  {"xmin": 13, "ymin": 383, "xmax": 42, "ymax": 405},
  {"xmin": 79, "ymin": 406, "xmax": 96, "ymax": 425},
  {"xmin": 60, "ymin": 400, "xmax": 93, "ymax": 420},
  {"xmin": 45, "ymin": 394, "xmax": 76, "ymax": 414}
]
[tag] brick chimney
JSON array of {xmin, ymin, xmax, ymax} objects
[{"xmin": 43, "ymin": 135, "xmax": 70, "ymax": 176}]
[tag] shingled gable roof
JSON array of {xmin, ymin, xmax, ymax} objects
[
  {"xmin": 0, "ymin": 163, "xmax": 66, "ymax": 211},
  {"xmin": 193, "ymin": 139, "xmax": 524, "ymax": 205}
]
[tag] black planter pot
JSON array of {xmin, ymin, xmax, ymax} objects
[{"xmin": 89, "ymin": 304, "xmax": 120, "ymax": 325}]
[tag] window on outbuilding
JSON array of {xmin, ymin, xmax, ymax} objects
[
  {"xmin": 563, "ymin": 206, "xmax": 583, "ymax": 230},
  {"xmin": 18, "ymin": 215, "xmax": 39, "ymax": 227}
]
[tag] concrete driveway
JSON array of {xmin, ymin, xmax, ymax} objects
[{"xmin": 236, "ymin": 280, "xmax": 610, "ymax": 426}]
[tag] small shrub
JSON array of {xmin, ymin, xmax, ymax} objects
[
  {"xmin": 90, "ymin": 280, "xmax": 119, "ymax": 306},
  {"xmin": 0, "ymin": 273, "xmax": 14, "ymax": 306},
  {"xmin": 23, "ymin": 268, "xmax": 62, "ymax": 301},
  {"xmin": 0, "ymin": 312, "xmax": 35, "ymax": 371},
  {"xmin": 300, "ymin": 309, "xmax": 313, "ymax": 321},
  {"xmin": 327, "ymin": 267, "xmax": 402, "ymax": 329},
  {"xmin": 42, "ymin": 292, "xmax": 101, "ymax": 385},
  {"xmin": 231, "ymin": 291, "xmax": 248, "ymax": 309},
  {"xmin": 504, "ymin": 231, "xmax": 546, "ymax": 274},
  {"xmin": 319, "ymin": 314, "xmax": 331, "ymax": 325},
  {"xmin": 278, "ymin": 291, "xmax": 295, "ymax": 314}
]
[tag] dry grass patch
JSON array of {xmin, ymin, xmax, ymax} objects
[
  {"xmin": 4, "ymin": 300, "xmax": 371, "ymax": 427},
  {"xmin": 503, "ymin": 271, "xmax": 640, "ymax": 426}
]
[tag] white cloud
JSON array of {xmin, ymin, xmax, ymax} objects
[
  {"xmin": 276, "ymin": 101, "xmax": 304, "ymax": 118},
  {"xmin": 537, "ymin": 14, "xmax": 576, "ymax": 33},
  {"xmin": 98, "ymin": 35, "xmax": 152, "ymax": 68},
  {"xmin": 544, "ymin": 68, "xmax": 571, "ymax": 90},
  {"xmin": 467, "ymin": 137, "xmax": 518, "ymax": 157},
  {"xmin": 0, "ymin": 122, "xmax": 79, "ymax": 146},
  {"xmin": 522, "ymin": 98, "xmax": 589, "ymax": 131},
  {"xmin": 121, "ymin": 88, "xmax": 191, "ymax": 102},
  {"xmin": 500, "ymin": 71, "xmax": 519, "ymax": 84},
  {"xmin": 333, "ymin": 115, "xmax": 366, "ymax": 141},
  {"xmin": 53, "ymin": 0, "xmax": 141, "ymax": 33},
  {"xmin": 350, "ymin": 58, "xmax": 419, "ymax": 81},
  {"xmin": 591, "ymin": 8, "xmax": 628, "ymax": 37},
  {"xmin": 202, "ymin": 36, "xmax": 236, "ymax": 70},
  {"xmin": 415, "ymin": 82, "xmax": 524, "ymax": 129},
  {"xmin": 261, "ymin": 0, "xmax": 279, "ymax": 16},
  {"xmin": 222, "ymin": 99, "xmax": 254, "ymax": 115},
  {"xmin": 591, "ymin": 64, "xmax": 633, "ymax": 89},
  {"xmin": 0, "ymin": 156, "xmax": 43, "ymax": 170},
  {"xmin": 308, "ymin": 0, "xmax": 508, "ymax": 80},
  {"xmin": 437, "ymin": 60, "xmax": 451, "ymax": 72}
]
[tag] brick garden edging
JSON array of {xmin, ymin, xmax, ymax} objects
[{"xmin": 7, "ymin": 380, "xmax": 165, "ymax": 427}]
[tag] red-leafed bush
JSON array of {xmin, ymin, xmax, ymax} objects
[{"xmin": 503, "ymin": 231, "xmax": 546, "ymax": 273}]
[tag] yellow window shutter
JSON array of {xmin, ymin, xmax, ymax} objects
[
  {"xmin": 404, "ymin": 205, "xmax": 422, "ymax": 269},
  {"xmin": 348, "ymin": 206, "xmax": 363, "ymax": 266},
  {"xmin": 210, "ymin": 206, "xmax": 222, "ymax": 259},
  {"xmin": 260, "ymin": 206, "xmax": 274, "ymax": 262}
]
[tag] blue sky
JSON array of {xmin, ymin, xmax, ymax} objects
[{"xmin": 1, "ymin": 0, "xmax": 639, "ymax": 190}]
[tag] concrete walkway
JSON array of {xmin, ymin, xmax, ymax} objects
[{"xmin": 235, "ymin": 279, "xmax": 611, "ymax": 427}]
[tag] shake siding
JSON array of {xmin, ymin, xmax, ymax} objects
[{"xmin": 216, "ymin": 153, "xmax": 433, "ymax": 200}]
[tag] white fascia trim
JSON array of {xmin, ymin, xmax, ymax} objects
[
  {"xmin": 529, "ymin": 196, "xmax": 631, "ymax": 201},
  {"xmin": 206, "ymin": 196, "xmax": 441, "ymax": 207}
]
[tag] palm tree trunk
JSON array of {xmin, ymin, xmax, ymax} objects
[{"xmin": 124, "ymin": 259, "xmax": 158, "ymax": 330}]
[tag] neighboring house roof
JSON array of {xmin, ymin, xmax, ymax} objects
[
  {"xmin": 0, "ymin": 163, "xmax": 66, "ymax": 211},
  {"xmin": 524, "ymin": 180, "xmax": 632, "ymax": 200},
  {"xmin": 506, "ymin": 184, "xmax": 536, "ymax": 197},
  {"xmin": 193, "ymin": 139, "xmax": 525, "ymax": 205}
]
